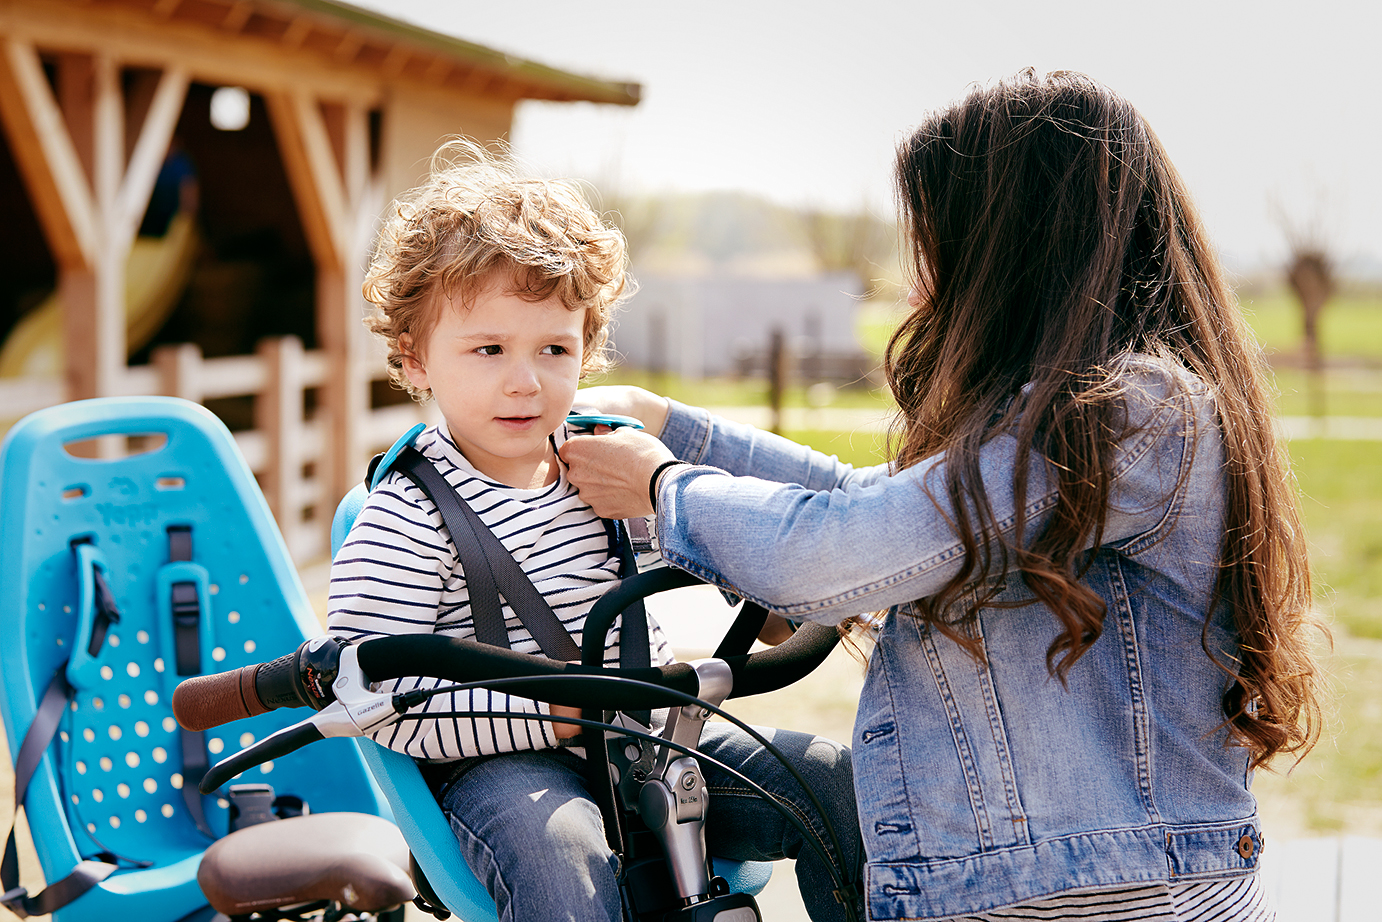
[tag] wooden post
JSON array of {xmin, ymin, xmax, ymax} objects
[
  {"xmin": 768, "ymin": 327, "xmax": 787, "ymax": 436},
  {"xmin": 0, "ymin": 41, "xmax": 187, "ymax": 402},
  {"xmin": 153, "ymin": 341, "xmax": 204, "ymax": 402},
  {"xmin": 266, "ymin": 89, "xmax": 378, "ymax": 517},
  {"xmin": 256, "ymin": 335, "xmax": 305, "ymax": 553}
]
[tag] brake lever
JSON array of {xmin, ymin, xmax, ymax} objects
[{"xmin": 199, "ymin": 644, "xmax": 402, "ymax": 793}]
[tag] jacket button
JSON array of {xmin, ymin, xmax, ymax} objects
[{"xmin": 1236, "ymin": 834, "xmax": 1255, "ymax": 860}]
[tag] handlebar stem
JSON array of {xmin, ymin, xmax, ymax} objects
[
  {"xmin": 638, "ymin": 658, "xmax": 734, "ymax": 904},
  {"xmin": 654, "ymin": 659, "xmax": 733, "ymax": 778}
]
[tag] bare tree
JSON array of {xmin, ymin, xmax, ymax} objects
[{"xmin": 1274, "ymin": 192, "xmax": 1337, "ymax": 420}]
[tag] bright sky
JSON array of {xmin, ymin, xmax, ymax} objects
[{"xmin": 354, "ymin": 0, "xmax": 1381, "ymax": 276}]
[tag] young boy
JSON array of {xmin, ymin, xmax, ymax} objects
[{"xmin": 327, "ymin": 142, "xmax": 861, "ymax": 922}]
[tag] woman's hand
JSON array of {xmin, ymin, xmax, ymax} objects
[
  {"xmin": 560, "ymin": 427, "xmax": 675, "ymax": 519},
  {"xmin": 572, "ymin": 385, "xmax": 671, "ymax": 437}
]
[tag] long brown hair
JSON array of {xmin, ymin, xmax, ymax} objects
[{"xmin": 886, "ymin": 70, "xmax": 1320, "ymax": 767}]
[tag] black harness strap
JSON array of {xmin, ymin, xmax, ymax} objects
[
  {"xmin": 395, "ymin": 447, "xmax": 583, "ymax": 662},
  {"xmin": 1, "ymin": 550, "xmax": 121, "ymax": 918},
  {"xmin": 166, "ymin": 527, "xmax": 214, "ymax": 838},
  {"xmin": 603, "ymin": 519, "xmax": 651, "ymax": 726},
  {"xmin": 168, "ymin": 526, "xmax": 200, "ymax": 677}
]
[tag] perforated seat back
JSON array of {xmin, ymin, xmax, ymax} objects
[{"xmin": 0, "ymin": 397, "xmax": 389, "ymax": 922}]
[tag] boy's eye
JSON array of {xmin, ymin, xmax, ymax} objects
[
  {"xmin": 475, "ymin": 345, "xmax": 503, "ymax": 356},
  {"xmin": 541, "ymin": 345, "xmax": 569, "ymax": 356}
]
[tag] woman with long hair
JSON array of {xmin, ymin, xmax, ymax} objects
[{"xmin": 561, "ymin": 70, "xmax": 1321, "ymax": 920}]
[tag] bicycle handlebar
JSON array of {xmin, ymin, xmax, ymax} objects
[
  {"xmin": 175, "ymin": 617, "xmax": 839, "ymax": 736},
  {"xmin": 174, "ymin": 565, "xmax": 841, "ymax": 777}
]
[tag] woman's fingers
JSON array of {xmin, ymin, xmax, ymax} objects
[
  {"xmin": 572, "ymin": 385, "xmax": 671, "ymax": 436},
  {"xmin": 560, "ymin": 428, "xmax": 673, "ymax": 519}
]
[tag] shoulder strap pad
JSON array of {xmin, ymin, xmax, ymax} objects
[{"xmin": 367, "ymin": 423, "xmax": 427, "ymax": 491}]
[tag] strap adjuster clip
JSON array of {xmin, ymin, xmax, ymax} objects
[{"xmin": 2, "ymin": 886, "xmax": 32, "ymax": 917}]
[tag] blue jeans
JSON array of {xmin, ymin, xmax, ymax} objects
[{"xmin": 439, "ymin": 723, "xmax": 863, "ymax": 922}]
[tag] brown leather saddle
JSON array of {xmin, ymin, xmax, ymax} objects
[{"xmin": 196, "ymin": 812, "xmax": 415, "ymax": 917}]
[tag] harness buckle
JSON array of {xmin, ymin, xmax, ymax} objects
[{"xmin": 1, "ymin": 886, "xmax": 31, "ymax": 917}]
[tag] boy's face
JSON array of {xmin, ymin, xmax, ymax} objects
[{"xmin": 401, "ymin": 277, "xmax": 585, "ymax": 487}]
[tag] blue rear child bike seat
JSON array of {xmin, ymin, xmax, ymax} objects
[{"xmin": 0, "ymin": 397, "xmax": 391, "ymax": 922}]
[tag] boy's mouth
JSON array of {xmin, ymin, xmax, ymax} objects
[{"xmin": 496, "ymin": 415, "xmax": 540, "ymax": 428}]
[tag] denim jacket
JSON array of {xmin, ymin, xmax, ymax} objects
[{"xmin": 654, "ymin": 355, "xmax": 1262, "ymax": 921}]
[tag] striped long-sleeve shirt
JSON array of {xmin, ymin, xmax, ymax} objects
[{"xmin": 326, "ymin": 424, "xmax": 673, "ymax": 761}]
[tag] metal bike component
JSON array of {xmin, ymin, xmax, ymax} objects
[
  {"xmin": 320, "ymin": 643, "xmax": 399, "ymax": 737},
  {"xmin": 636, "ymin": 658, "xmax": 735, "ymax": 903}
]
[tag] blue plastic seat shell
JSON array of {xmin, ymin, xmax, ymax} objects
[{"xmin": 0, "ymin": 397, "xmax": 392, "ymax": 922}]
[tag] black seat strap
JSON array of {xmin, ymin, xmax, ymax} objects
[
  {"xmin": 395, "ymin": 448, "xmax": 582, "ymax": 662},
  {"xmin": 2, "ymin": 548, "xmax": 121, "ymax": 917},
  {"xmin": 604, "ymin": 520, "xmax": 650, "ymax": 726},
  {"xmin": 166, "ymin": 527, "xmax": 214, "ymax": 838},
  {"xmin": 167, "ymin": 526, "xmax": 200, "ymax": 676}
]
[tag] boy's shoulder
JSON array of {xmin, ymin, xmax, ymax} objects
[{"xmin": 370, "ymin": 425, "xmax": 472, "ymax": 497}]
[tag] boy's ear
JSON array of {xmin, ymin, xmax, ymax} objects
[{"xmin": 398, "ymin": 333, "xmax": 429, "ymax": 392}]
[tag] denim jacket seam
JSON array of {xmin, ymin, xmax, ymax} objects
[
  {"xmin": 970, "ymin": 613, "xmax": 1031, "ymax": 846},
  {"xmin": 868, "ymin": 816, "xmax": 1258, "ymax": 870},
  {"xmin": 1106, "ymin": 553, "xmax": 1161, "ymax": 824},
  {"xmin": 686, "ymin": 406, "xmax": 714, "ymax": 464},
  {"xmin": 921, "ymin": 624, "xmax": 997, "ymax": 848},
  {"xmin": 877, "ymin": 636, "xmax": 925, "ymax": 857}
]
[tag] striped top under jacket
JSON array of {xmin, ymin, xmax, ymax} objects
[{"xmin": 326, "ymin": 424, "xmax": 672, "ymax": 761}]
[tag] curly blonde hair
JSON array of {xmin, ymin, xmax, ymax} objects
[{"xmin": 363, "ymin": 139, "xmax": 631, "ymax": 400}]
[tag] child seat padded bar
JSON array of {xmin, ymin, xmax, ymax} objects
[{"xmin": 394, "ymin": 447, "xmax": 582, "ymax": 662}]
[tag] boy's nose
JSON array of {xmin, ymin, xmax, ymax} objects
[{"xmin": 504, "ymin": 361, "xmax": 541, "ymax": 395}]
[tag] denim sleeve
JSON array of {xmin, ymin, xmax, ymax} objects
[
  {"xmin": 658, "ymin": 398, "xmax": 892, "ymax": 490},
  {"xmin": 654, "ymin": 378, "xmax": 1205, "ymax": 624}
]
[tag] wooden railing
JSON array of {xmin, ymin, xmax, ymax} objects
[{"xmin": 0, "ymin": 336, "xmax": 435, "ymax": 565}]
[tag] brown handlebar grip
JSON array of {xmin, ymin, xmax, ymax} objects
[{"xmin": 172, "ymin": 664, "xmax": 268, "ymax": 731}]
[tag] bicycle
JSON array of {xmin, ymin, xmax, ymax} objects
[{"xmin": 174, "ymin": 567, "xmax": 863, "ymax": 922}]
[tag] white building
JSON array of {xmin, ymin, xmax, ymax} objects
[{"xmin": 611, "ymin": 272, "xmax": 866, "ymax": 380}]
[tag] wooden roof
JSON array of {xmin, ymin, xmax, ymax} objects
[{"xmin": 0, "ymin": 0, "xmax": 641, "ymax": 107}]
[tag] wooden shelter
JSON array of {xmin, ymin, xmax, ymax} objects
[{"xmin": 0, "ymin": 0, "xmax": 639, "ymax": 560}]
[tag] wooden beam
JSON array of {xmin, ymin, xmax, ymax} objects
[
  {"xmin": 56, "ymin": 53, "xmax": 94, "ymax": 183},
  {"xmin": 422, "ymin": 57, "xmax": 452, "ymax": 84},
  {"xmin": 0, "ymin": 38, "xmax": 97, "ymax": 269},
  {"xmin": 281, "ymin": 16, "xmax": 312, "ymax": 49},
  {"xmin": 64, "ymin": 52, "xmax": 127, "ymax": 402},
  {"xmin": 91, "ymin": 54, "xmax": 121, "ymax": 228},
  {"xmin": 264, "ymin": 88, "xmax": 346, "ymax": 270},
  {"xmin": 1, "ymin": 5, "xmax": 385, "ymax": 107},
  {"xmin": 114, "ymin": 65, "xmax": 188, "ymax": 249},
  {"xmin": 380, "ymin": 45, "xmax": 409, "ymax": 79},
  {"xmin": 333, "ymin": 31, "xmax": 362, "ymax": 64},
  {"xmin": 222, "ymin": 1, "xmax": 253, "ymax": 34}
]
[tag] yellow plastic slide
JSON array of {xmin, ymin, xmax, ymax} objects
[{"xmin": 0, "ymin": 211, "xmax": 199, "ymax": 378}]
